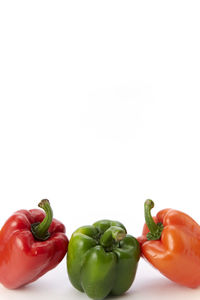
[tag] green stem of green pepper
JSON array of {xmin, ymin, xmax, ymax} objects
[
  {"xmin": 100, "ymin": 226, "xmax": 126, "ymax": 249},
  {"xmin": 31, "ymin": 199, "xmax": 53, "ymax": 241},
  {"xmin": 144, "ymin": 199, "xmax": 163, "ymax": 240}
]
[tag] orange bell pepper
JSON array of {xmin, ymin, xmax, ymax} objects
[{"xmin": 138, "ymin": 199, "xmax": 200, "ymax": 288}]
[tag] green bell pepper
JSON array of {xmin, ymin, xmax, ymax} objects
[{"xmin": 67, "ymin": 219, "xmax": 140, "ymax": 300}]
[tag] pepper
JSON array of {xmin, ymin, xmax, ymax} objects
[
  {"xmin": 67, "ymin": 219, "xmax": 140, "ymax": 300},
  {"xmin": 0, "ymin": 199, "xmax": 68, "ymax": 289},
  {"xmin": 139, "ymin": 199, "xmax": 200, "ymax": 288}
]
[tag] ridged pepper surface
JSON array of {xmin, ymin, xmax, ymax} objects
[{"xmin": 67, "ymin": 219, "xmax": 140, "ymax": 300}]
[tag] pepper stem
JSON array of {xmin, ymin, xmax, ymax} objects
[
  {"xmin": 31, "ymin": 199, "xmax": 53, "ymax": 241},
  {"xmin": 100, "ymin": 226, "xmax": 126, "ymax": 249},
  {"xmin": 144, "ymin": 199, "xmax": 163, "ymax": 241}
]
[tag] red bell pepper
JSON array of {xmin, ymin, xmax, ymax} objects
[
  {"xmin": 0, "ymin": 199, "xmax": 68, "ymax": 289},
  {"xmin": 139, "ymin": 199, "xmax": 200, "ymax": 288}
]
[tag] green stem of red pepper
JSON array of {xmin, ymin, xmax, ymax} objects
[
  {"xmin": 31, "ymin": 199, "xmax": 53, "ymax": 241},
  {"xmin": 100, "ymin": 226, "xmax": 126, "ymax": 250},
  {"xmin": 144, "ymin": 199, "xmax": 164, "ymax": 241}
]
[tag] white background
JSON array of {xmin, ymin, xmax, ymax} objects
[{"xmin": 1, "ymin": 1, "xmax": 200, "ymax": 299}]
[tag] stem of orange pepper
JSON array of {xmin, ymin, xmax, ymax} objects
[{"xmin": 144, "ymin": 199, "xmax": 164, "ymax": 240}]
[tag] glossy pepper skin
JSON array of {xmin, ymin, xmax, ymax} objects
[
  {"xmin": 67, "ymin": 219, "xmax": 140, "ymax": 300},
  {"xmin": 139, "ymin": 199, "xmax": 200, "ymax": 288},
  {"xmin": 0, "ymin": 199, "xmax": 68, "ymax": 289}
]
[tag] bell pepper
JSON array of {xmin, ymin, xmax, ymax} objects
[
  {"xmin": 139, "ymin": 199, "xmax": 200, "ymax": 288},
  {"xmin": 0, "ymin": 199, "xmax": 68, "ymax": 289},
  {"xmin": 67, "ymin": 219, "xmax": 140, "ymax": 300}
]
